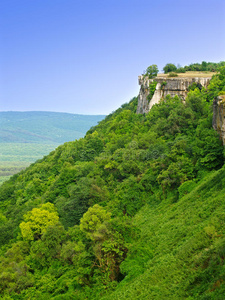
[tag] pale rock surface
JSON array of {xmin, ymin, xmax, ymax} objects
[
  {"xmin": 136, "ymin": 75, "xmax": 212, "ymax": 114},
  {"xmin": 213, "ymin": 95, "xmax": 225, "ymax": 145}
]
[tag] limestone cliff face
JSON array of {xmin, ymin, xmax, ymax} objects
[
  {"xmin": 136, "ymin": 75, "xmax": 212, "ymax": 114},
  {"xmin": 213, "ymin": 95, "xmax": 225, "ymax": 145}
]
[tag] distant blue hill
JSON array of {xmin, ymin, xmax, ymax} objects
[{"xmin": 0, "ymin": 111, "xmax": 106, "ymax": 143}]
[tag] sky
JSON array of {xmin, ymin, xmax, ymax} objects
[{"xmin": 0, "ymin": 0, "xmax": 224, "ymax": 115}]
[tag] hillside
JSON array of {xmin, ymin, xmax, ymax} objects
[
  {"xmin": 104, "ymin": 167, "xmax": 225, "ymax": 299},
  {"xmin": 0, "ymin": 111, "xmax": 105, "ymax": 143},
  {"xmin": 0, "ymin": 66, "xmax": 225, "ymax": 299}
]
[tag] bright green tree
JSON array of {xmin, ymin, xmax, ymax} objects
[
  {"xmin": 80, "ymin": 205, "xmax": 129, "ymax": 282},
  {"xmin": 80, "ymin": 204, "xmax": 111, "ymax": 239},
  {"xmin": 19, "ymin": 202, "xmax": 59, "ymax": 241}
]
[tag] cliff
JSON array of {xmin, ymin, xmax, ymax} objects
[
  {"xmin": 213, "ymin": 95, "xmax": 225, "ymax": 145},
  {"xmin": 136, "ymin": 75, "xmax": 212, "ymax": 114}
]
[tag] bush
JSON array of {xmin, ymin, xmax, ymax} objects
[
  {"xmin": 160, "ymin": 81, "xmax": 167, "ymax": 89},
  {"xmin": 147, "ymin": 81, "xmax": 157, "ymax": 102},
  {"xmin": 187, "ymin": 82, "xmax": 203, "ymax": 91},
  {"xmin": 178, "ymin": 180, "xmax": 197, "ymax": 198},
  {"xmin": 168, "ymin": 72, "xmax": 178, "ymax": 77},
  {"xmin": 176, "ymin": 67, "xmax": 186, "ymax": 73}
]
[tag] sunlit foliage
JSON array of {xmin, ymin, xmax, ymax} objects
[{"xmin": 0, "ymin": 65, "xmax": 225, "ymax": 299}]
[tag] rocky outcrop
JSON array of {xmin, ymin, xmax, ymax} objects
[
  {"xmin": 136, "ymin": 75, "xmax": 212, "ymax": 114},
  {"xmin": 213, "ymin": 95, "xmax": 225, "ymax": 145}
]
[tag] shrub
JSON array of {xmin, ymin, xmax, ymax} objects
[
  {"xmin": 147, "ymin": 80, "xmax": 158, "ymax": 102},
  {"xmin": 176, "ymin": 67, "xmax": 186, "ymax": 73},
  {"xmin": 161, "ymin": 81, "xmax": 167, "ymax": 89},
  {"xmin": 168, "ymin": 72, "xmax": 178, "ymax": 77}
]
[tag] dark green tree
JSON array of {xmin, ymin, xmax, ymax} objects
[{"xmin": 163, "ymin": 63, "xmax": 177, "ymax": 73}]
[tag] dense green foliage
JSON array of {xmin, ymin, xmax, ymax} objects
[
  {"xmin": 147, "ymin": 80, "xmax": 158, "ymax": 102},
  {"xmin": 163, "ymin": 63, "xmax": 177, "ymax": 73},
  {"xmin": 0, "ymin": 66, "xmax": 225, "ymax": 299},
  {"xmin": 183, "ymin": 61, "xmax": 225, "ymax": 72},
  {"xmin": 163, "ymin": 61, "xmax": 225, "ymax": 74},
  {"xmin": 104, "ymin": 167, "xmax": 225, "ymax": 299}
]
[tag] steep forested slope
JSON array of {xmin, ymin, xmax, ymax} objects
[
  {"xmin": 104, "ymin": 167, "xmax": 225, "ymax": 299},
  {"xmin": 0, "ymin": 67, "xmax": 225, "ymax": 299}
]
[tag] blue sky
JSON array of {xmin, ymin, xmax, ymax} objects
[{"xmin": 0, "ymin": 0, "xmax": 224, "ymax": 114}]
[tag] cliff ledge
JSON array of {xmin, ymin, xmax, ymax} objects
[{"xmin": 136, "ymin": 74, "xmax": 212, "ymax": 114}]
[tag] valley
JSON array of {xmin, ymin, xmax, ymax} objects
[{"xmin": 0, "ymin": 112, "xmax": 105, "ymax": 184}]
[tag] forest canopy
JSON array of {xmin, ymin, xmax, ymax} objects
[
  {"xmin": 163, "ymin": 61, "xmax": 225, "ymax": 73},
  {"xmin": 0, "ymin": 64, "xmax": 225, "ymax": 299}
]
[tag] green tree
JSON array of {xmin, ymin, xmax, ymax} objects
[
  {"xmin": 163, "ymin": 63, "xmax": 177, "ymax": 73},
  {"xmin": 80, "ymin": 205, "xmax": 129, "ymax": 282},
  {"xmin": 80, "ymin": 204, "xmax": 111, "ymax": 239},
  {"xmin": 117, "ymin": 175, "xmax": 144, "ymax": 216},
  {"xmin": 186, "ymin": 89, "xmax": 206, "ymax": 116},
  {"xmin": 19, "ymin": 203, "xmax": 59, "ymax": 241},
  {"xmin": 144, "ymin": 64, "xmax": 159, "ymax": 79},
  {"xmin": 201, "ymin": 61, "xmax": 207, "ymax": 71},
  {"xmin": 29, "ymin": 223, "xmax": 66, "ymax": 269},
  {"xmin": 0, "ymin": 241, "xmax": 33, "ymax": 295}
]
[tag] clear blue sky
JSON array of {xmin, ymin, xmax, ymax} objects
[{"xmin": 0, "ymin": 0, "xmax": 224, "ymax": 114}]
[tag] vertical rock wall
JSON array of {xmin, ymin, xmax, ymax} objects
[
  {"xmin": 213, "ymin": 96, "xmax": 225, "ymax": 145},
  {"xmin": 136, "ymin": 76, "xmax": 152, "ymax": 114},
  {"xmin": 136, "ymin": 75, "xmax": 212, "ymax": 114},
  {"xmin": 136, "ymin": 74, "xmax": 225, "ymax": 145}
]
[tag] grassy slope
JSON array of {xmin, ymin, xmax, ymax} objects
[{"xmin": 104, "ymin": 168, "xmax": 225, "ymax": 299}]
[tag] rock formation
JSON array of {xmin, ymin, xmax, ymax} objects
[
  {"xmin": 213, "ymin": 95, "xmax": 225, "ymax": 145},
  {"xmin": 136, "ymin": 75, "xmax": 212, "ymax": 114}
]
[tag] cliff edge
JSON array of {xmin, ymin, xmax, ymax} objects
[
  {"xmin": 213, "ymin": 95, "xmax": 225, "ymax": 145},
  {"xmin": 136, "ymin": 74, "xmax": 212, "ymax": 114}
]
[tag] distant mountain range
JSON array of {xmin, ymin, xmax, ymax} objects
[{"xmin": 0, "ymin": 111, "xmax": 106, "ymax": 143}]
